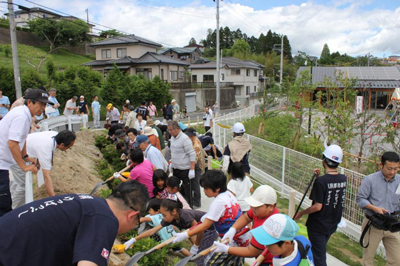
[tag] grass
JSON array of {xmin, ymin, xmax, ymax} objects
[
  {"xmin": 0, "ymin": 44, "xmax": 92, "ymax": 74},
  {"xmin": 250, "ymin": 179, "xmax": 386, "ymax": 266}
]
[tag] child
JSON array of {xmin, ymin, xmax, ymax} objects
[
  {"xmin": 227, "ymin": 162, "xmax": 254, "ymax": 212},
  {"xmin": 152, "ymin": 169, "xmax": 169, "ymax": 199},
  {"xmin": 166, "ymin": 176, "xmax": 191, "ymax": 209},
  {"xmin": 127, "ymin": 198, "xmax": 218, "ymax": 266},
  {"xmin": 172, "ymin": 170, "xmax": 252, "ymax": 265},
  {"xmin": 251, "ymin": 214, "xmax": 314, "ymax": 266}
]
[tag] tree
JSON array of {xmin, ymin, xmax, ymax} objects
[
  {"xmin": 188, "ymin": 37, "xmax": 197, "ymax": 45},
  {"xmin": 100, "ymin": 29, "xmax": 124, "ymax": 38},
  {"xmin": 320, "ymin": 43, "xmax": 332, "ymax": 65},
  {"xmin": 28, "ymin": 18, "xmax": 90, "ymax": 52},
  {"xmin": 228, "ymin": 39, "xmax": 251, "ymax": 59}
]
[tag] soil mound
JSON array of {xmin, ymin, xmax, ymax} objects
[{"xmin": 33, "ymin": 130, "xmax": 105, "ymax": 199}]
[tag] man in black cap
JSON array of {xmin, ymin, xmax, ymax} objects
[{"xmin": 0, "ymin": 89, "xmax": 53, "ymax": 216}]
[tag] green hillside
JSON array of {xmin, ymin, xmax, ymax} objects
[{"xmin": 0, "ymin": 44, "xmax": 93, "ymax": 73}]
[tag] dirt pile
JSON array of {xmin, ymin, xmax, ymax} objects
[{"xmin": 33, "ymin": 130, "xmax": 105, "ymax": 199}]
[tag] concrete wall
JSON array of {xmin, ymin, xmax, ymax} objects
[
  {"xmin": 170, "ymin": 85, "xmax": 235, "ymax": 111},
  {"xmin": 0, "ymin": 27, "xmax": 47, "ymax": 46}
]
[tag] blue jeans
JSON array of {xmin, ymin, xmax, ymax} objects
[
  {"xmin": 0, "ymin": 170, "xmax": 12, "ymax": 217},
  {"xmin": 307, "ymin": 228, "xmax": 334, "ymax": 266}
]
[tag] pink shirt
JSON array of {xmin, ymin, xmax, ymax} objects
[{"xmin": 130, "ymin": 159, "xmax": 155, "ymax": 197}]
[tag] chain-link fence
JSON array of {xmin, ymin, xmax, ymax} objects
[{"xmin": 212, "ymin": 105, "xmax": 384, "ymax": 254}]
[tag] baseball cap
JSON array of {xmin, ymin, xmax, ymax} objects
[
  {"xmin": 171, "ymin": 99, "xmax": 176, "ymax": 103},
  {"xmin": 134, "ymin": 135, "xmax": 148, "ymax": 147},
  {"xmin": 107, "ymin": 103, "xmax": 113, "ymax": 109},
  {"xmin": 25, "ymin": 89, "xmax": 54, "ymax": 105},
  {"xmin": 244, "ymin": 185, "xmax": 277, "ymax": 207},
  {"xmin": 251, "ymin": 214, "xmax": 299, "ymax": 245},
  {"xmin": 115, "ymin": 129, "xmax": 125, "ymax": 138},
  {"xmin": 185, "ymin": 127, "xmax": 197, "ymax": 137},
  {"xmin": 80, "ymin": 95, "xmax": 84, "ymax": 98}
]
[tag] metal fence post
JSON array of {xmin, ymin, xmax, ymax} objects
[
  {"xmin": 218, "ymin": 123, "xmax": 221, "ymax": 147},
  {"xmin": 82, "ymin": 115, "xmax": 87, "ymax": 129},
  {"xmin": 223, "ymin": 126, "xmax": 226, "ymax": 147},
  {"xmin": 281, "ymin": 147, "xmax": 286, "ymax": 194},
  {"xmin": 68, "ymin": 116, "xmax": 72, "ymax": 131}
]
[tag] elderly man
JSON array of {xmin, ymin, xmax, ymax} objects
[
  {"xmin": 0, "ymin": 88, "xmax": 10, "ymax": 120},
  {"xmin": 168, "ymin": 120, "xmax": 196, "ymax": 207},
  {"xmin": 135, "ymin": 135, "xmax": 166, "ymax": 171},
  {"xmin": 10, "ymin": 130, "xmax": 76, "ymax": 209},
  {"xmin": 0, "ymin": 181, "xmax": 148, "ymax": 266},
  {"xmin": 357, "ymin": 151, "xmax": 400, "ymax": 266},
  {"xmin": 106, "ymin": 103, "xmax": 120, "ymax": 125},
  {"xmin": 64, "ymin": 96, "xmax": 79, "ymax": 116},
  {"xmin": 46, "ymin": 88, "xmax": 60, "ymax": 118},
  {"xmin": 0, "ymin": 89, "xmax": 52, "ymax": 216}
]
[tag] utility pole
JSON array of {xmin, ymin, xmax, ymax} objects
[
  {"xmin": 85, "ymin": 9, "xmax": 89, "ymax": 24},
  {"xmin": 7, "ymin": 0, "xmax": 22, "ymax": 99},
  {"xmin": 215, "ymin": 0, "xmax": 220, "ymax": 115},
  {"xmin": 279, "ymin": 35, "xmax": 283, "ymax": 87}
]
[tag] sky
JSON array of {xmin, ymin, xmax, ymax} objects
[{"xmin": 1, "ymin": 0, "xmax": 400, "ymax": 57}]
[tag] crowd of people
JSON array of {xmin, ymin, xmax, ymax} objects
[{"xmin": 0, "ymin": 87, "xmax": 399, "ymax": 266}]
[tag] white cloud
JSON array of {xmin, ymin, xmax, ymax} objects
[{"xmin": 3, "ymin": 0, "xmax": 400, "ymax": 57}]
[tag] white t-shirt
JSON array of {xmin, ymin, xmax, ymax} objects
[
  {"xmin": 0, "ymin": 105, "xmax": 32, "ymax": 170},
  {"xmin": 27, "ymin": 131, "xmax": 58, "ymax": 170},
  {"xmin": 204, "ymin": 112, "xmax": 213, "ymax": 127},
  {"xmin": 227, "ymin": 176, "xmax": 253, "ymax": 211},
  {"xmin": 134, "ymin": 120, "xmax": 147, "ymax": 132},
  {"xmin": 204, "ymin": 191, "xmax": 238, "ymax": 222},
  {"xmin": 63, "ymin": 99, "xmax": 76, "ymax": 116}
]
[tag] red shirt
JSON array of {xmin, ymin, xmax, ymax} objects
[{"xmin": 247, "ymin": 207, "xmax": 279, "ymax": 264}]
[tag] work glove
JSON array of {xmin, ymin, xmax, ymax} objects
[
  {"xmin": 222, "ymin": 155, "xmax": 230, "ymax": 173},
  {"xmin": 188, "ymin": 169, "xmax": 195, "ymax": 179},
  {"xmin": 222, "ymin": 227, "xmax": 236, "ymax": 245},
  {"xmin": 169, "ymin": 163, "xmax": 173, "ymax": 175},
  {"xmin": 123, "ymin": 238, "xmax": 137, "ymax": 250},
  {"xmin": 190, "ymin": 245, "xmax": 199, "ymax": 255},
  {"xmin": 213, "ymin": 241, "xmax": 229, "ymax": 254},
  {"xmin": 172, "ymin": 231, "xmax": 189, "ymax": 243},
  {"xmin": 113, "ymin": 172, "xmax": 121, "ymax": 179}
]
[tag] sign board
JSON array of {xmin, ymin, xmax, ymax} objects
[{"xmin": 356, "ymin": 96, "xmax": 363, "ymax": 114}]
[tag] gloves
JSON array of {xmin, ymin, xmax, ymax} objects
[
  {"xmin": 113, "ymin": 172, "xmax": 121, "ymax": 179},
  {"xmin": 188, "ymin": 169, "xmax": 195, "ymax": 179},
  {"xmin": 222, "ymin": 155, "xmax": 230, "ymax": 173},
  {"xmin": 123, "ymin": 238, "xmax": 137, "ymax": 250},
  {"xmin": 222, "ymin": 227, "xmax": 236, "ymax": 245},
  {"xmin": 172, "ymin": 231, "xmax": 189, "ymax": 243},
  {"xmin": 213, "ymin": 241, "xmax": 229, "ymax": 254},
  {"xmin": 190, "ymin": 245, "xmax": 199, "ymax": 255}
]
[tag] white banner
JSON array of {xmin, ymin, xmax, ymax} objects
[{"xmin": 356, "ymin": 96, "xmax": 363, "ymax": 114}]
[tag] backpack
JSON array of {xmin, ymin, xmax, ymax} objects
[{"xmin": 297, "ymin": 240, "xmax": 312, "ymax": 266}]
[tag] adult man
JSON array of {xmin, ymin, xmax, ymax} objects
[
  {"xmin": 167, "ymin": 101, "xmax": 174, "ymax": 121},
  {"xmin": 125, "ymin": 105, "xmax": 137, "ymax": 129},
  {"xmin": 203, "ymin": 107, "xmax": 213, "ymax": 132},
  {"xmin": 0, "ymin": 181, "xmax": 148, "ymax": 266},
  {"xmin": 161, "ymin": 103, "xmax": 168, "ymax": 121},
  {"xmin": 106, "ymin": 103, "xmax": 120, "ymax": 125},
  {"xmin": 199, "ymin": 132, "xmax": 219, "ymax": 159},
  {"xmin": 168, "ymin": 121, "xmax": 196, "ymax": 207},
  {"xmin": 222, "ymin": 122, "xmax": 252, "ymax": 174},
  {"xmin": 46, "ymin": 88, "xmax": 60, "ymax": 118},
  {"xmin": 64, "ymin": 96, "xmax": 79, "ymax": 116},
  {"xmin": 294, "ymin": 144, "xmax": 347, "ymax": 266},
  {"xmin": 214, "ymin": 185, "xmax": 279, "ymax": 265},
  {"xmin": 0, "ymin": 88, "xmax": 11, "ymax": 119},
  {"xmin": 135, "ymin": 135, "xmax": 166, "ymax": 171},
  {"xmin": 356, "ymin": 151, "xmax": 400, "ymax": 266},
  {"xmin": 91, "ymin": 95, "xmax": 101, "ymax": 129},
  {"xmin": 136, "ymin": 101, "xmax": 149, "ymax": 120},
  {"xmin": 10, "ymin": 130, "xmax": 76, "ymax": 208},
  {"xmin": 147, "ymin": 101, "xmax": 157, "ymax": 119},
  {"xmin": 0, "ymin": 89, "xmax": 52, "ymax": 216}
]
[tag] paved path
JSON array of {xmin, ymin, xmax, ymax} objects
[{"xmin": 198, "ymin": 190, "xmax": 349, "ymax": 266}]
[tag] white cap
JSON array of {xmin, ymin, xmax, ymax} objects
[
  {"xmin": 171, "ymin": 99, "xmax": 176, "ymax": 103},
  {"xmin": 126, "ymin": 99, "xmax": 130, "ymax": 104},
  {"xmin": 154, "ymin": 120, "xmax": 161, "ymax": 126},
  {"xmin": 232, "ymin": 122, "xmax": 245, "ymax": 133},
  {"xmin": 245, "ymin": 185, "xmax": 277, "ymax": 207},
  {"xmin": 80, "ymin": 95, "xmax": 84, "ymax": 98}
]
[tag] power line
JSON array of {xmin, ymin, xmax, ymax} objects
[
  {"xmin": 225, "ymin": 0, "xmax": 265, "ymax": 31},
  {"xmin": 221, "ymin": 2, "xmax": 262, "ymax": 34}
]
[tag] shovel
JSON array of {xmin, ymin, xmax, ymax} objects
[
  {"xmin": 251, "ymin": 248, "xmax": 270, "ymax": 266},
  {"xmin": 89, "ymin": 164, "xmax": 132, "ymax": 196},
  {"xmin": 125, "ymin": 222, "xmax": 202, "ymax": 266}
]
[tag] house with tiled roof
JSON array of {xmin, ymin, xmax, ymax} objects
[
  {"xmin": 158, "ymin": 47, "xmax": 203, "ymax": 64},
  {"xmin": 189, "ymin": 57, "xmax": 265, "ymax": 105},
  {"xmin": 84, "ymin": 35, "xmax": 189, "ymax": 82},
  {"xmin": 297, "ymin": 66, "xmax": 400, "ymax": 109}
]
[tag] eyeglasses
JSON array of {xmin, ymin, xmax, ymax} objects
[
  {"xmin": 386, "ymin": 167, "xmax": 400, "ymax": 171},
  {"xmin": 167, "ymin": 128, "xmax": 175, "ymax": 132},
  {"xmin": 130, "ymin": 206, "xmax": 141, "ymax": 227}
]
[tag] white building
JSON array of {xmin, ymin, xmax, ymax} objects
[{"xmin": 189, "ymin": 57, "xmax": 265, "ymax": 106}]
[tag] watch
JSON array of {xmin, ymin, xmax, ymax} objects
[{"xmin": 22, "ymin": 154, "xmax": 29, "ymax": 160}]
